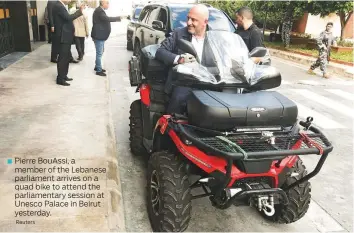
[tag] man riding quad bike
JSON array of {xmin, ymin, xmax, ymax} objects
[{"xmin": 127, "ymin": 9, "xmax": 333, "ymax": 233}]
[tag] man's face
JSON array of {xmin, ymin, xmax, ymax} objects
[
  {"xmin": 101, "ymin": 1, "xmax": 109, "ymax": 10},
  {"xmin": 326, "ymin": 24, "xmax": 333, "ymax": 32},
  {"xmin": 187, "ymin": 10, "xmax": 207, "ymax": 35},
  {"xmin": 235, "ymin": 13, "xmax": 243, "ymax": 27}
]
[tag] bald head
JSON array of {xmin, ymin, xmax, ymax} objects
[
  {"xmin": 100, "ymin": 0, "xmax": 110, "ymax": 10},
  {"xmin": 187, "ymin": 4, "xmax": 209, "ymax": 37},
  {"xmin": 190, "ymin": 4, "xmax": 209, "ymax": 20}
]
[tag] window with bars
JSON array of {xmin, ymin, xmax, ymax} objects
[{"xmin": 0, "ymin": 2, "xmax": 14, "ymax": 57}]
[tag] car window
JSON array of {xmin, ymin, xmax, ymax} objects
[
  {"xmin": 170, "ymin": 7, "xmax": 235, "ymax": 32},
  {"xmin": 147, "ymin": 6, "xmax": 160, "ymax": 25},
  {"xmin": 156, "ymin": 8, "xmax": 168, "ymax": 29},
  {"xmin": 134, "ymin": 8, "xmax": 142, "ymax": 20},
  {"xmin": 138, "ymin": 7, "xmax": 150, "ymax": 23}
]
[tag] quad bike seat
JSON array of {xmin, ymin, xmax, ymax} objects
[{"xmin": 187, "ymin": 90, "xmax": 298, "ymax": 130}]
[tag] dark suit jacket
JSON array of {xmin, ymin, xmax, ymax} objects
[
  {"xmin": 91, "ymin": 7, "xmax": 121, "ymax": 41},
  {"xmin": 47, "ymin": 0, "xmax": 57, "ymax": 27},
  {"xmin": 155, "ymin": 26, "xmax": 217, "ymax": 93},
  {"xmin": 52, "ymin": 1, "xmax": 82, "ymax": 44}
]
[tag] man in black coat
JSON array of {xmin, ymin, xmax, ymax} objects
[
  {"xmin": 155, "ymin": 4, "xmax": 212, "ymax": 114},
  {"xmin": 91, "ymin": 0, "xmax": 121, "ymax": 76},
  {"xmin": 235, "ymin": 7, "xmax": 265, "ymax": 63},
  {"xmin": 47, "ymin": 0, "xmax": 58, "ymax": 62},
  {"xmin": 52, "ymin": 0, "xmax": 83, "ymax": 86}
]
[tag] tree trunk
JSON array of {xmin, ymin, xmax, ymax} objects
[
  {"xmin": 281, "ymin": 2, "xmax": 294, "ymax": 48},
  {"xmin": 339, "ymin": 12, "xmax": 345, "ymax": 41},
  {"xmin": 263, "ymin": 11, "xmax": 268, "ymax": 36},
  {"xmin": 339, "ymin": 11, "xmax": 353, "ymax": 41}
]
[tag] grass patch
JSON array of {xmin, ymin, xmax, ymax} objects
[{"xmin": 264, "ymin": 41, "xmax": 353, "ymax": 63}]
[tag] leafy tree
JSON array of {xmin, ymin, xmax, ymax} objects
[{"xmin": 308, "ymin": 1, "xmax": 354, "ymax": 40}]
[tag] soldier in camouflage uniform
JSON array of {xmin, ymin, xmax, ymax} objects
[{"xmin": 308, "ymin": 22, "xmax": 337, "ymax": 79}]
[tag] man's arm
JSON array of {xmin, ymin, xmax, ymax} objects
[
  {"xmin": 155, "ymin": 31, "xmax": 179, "ymax": 66},
  {"xmin": 48, "ymin": 2, "xmax": 54, "ymax": 27},
  {"xmin": 99, "ymin": 10, "xmax": 121, "ymax": 22},
  {"xmin": 57, "ymin": 6, "xmax": 82, "ymax": 22},
  {"xmin": 84, "ymin": 15, "xmax": 89, "ymax": 37},
  {"xmin": 316, "ymin": 31, "xmax": 327, "ymax": 50},
  {"xmin": 250, "ymin": 29, "xmax": 264, "ymax": 51}
]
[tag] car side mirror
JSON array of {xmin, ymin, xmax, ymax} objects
[
  {"xmin": 177, "ymin": 39, "xmax": 198, "ymax": 59},
  {"xmin": 152, "ymin": 20, "xmax": 164, "ymax": 30},
  {"xmin": 249, "ymin": 47, "xmax": 267, "ymax": 57}
]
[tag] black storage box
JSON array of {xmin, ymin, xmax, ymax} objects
[
  {"xmin": 140, "ymin": 44, "xmax": 168, "ymax": 83},
  {"xmin": 187, "ymin": 90, "xmax": 298, "ymax": 130}
]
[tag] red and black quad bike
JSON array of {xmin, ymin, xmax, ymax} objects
[{"xmin": 128, "ymin": 31, "xmax": 333, "ymax": 232}]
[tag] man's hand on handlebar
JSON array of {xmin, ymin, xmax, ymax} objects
[
  {"xmin": 251, "ymin": 57, "xmax": 262, "ymax": 64},
  {"xmin": 178, "ymin": 53, "xmax": 196, "ymax": 64}
]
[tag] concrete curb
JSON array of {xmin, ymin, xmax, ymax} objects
[
  {"xmin": 269, "ymin": 48, "xmax": 354, "ymax": 79},
  {"xmin": 106, "ymin": 73, "xmax": 126, "ymax": 232}
]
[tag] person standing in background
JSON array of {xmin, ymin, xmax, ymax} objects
[
  {"xmin": 73, "ymin": 7, "xmax": 89, "ymax": 61},
  {"xmin": 307, "ymin": 22, "xmax": 337, "ymax": 79},
  {"xmin": 91, "ymin": 0, "xmax": 121, "ymax": 76},
  {"xmin": 53, "ymin": 0, "xmax": 84, "ymax": 86},
  {"xmin": 235, "ymin": 7, "xmax": 265, "ymax": 64}
]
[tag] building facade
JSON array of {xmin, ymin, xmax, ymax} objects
[{"xmin": 0, "ymin": 0, "xmax": 45, "ymax": 58}]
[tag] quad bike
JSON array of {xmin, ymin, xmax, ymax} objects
[{"xmin": 128, "ymin": 30, "xmax": 333, "ymax": 232}]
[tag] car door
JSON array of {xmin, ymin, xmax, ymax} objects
[
  {"xmin": 153, "ymin": 7, "xmax": 168, "ymax": 45},
  {"xmin": 134, "ymin": 6, "xmax": 151, "ymax": 49},
  {"xmin": 144, "ymin": 5, "xmax": 160, "ymax": 46}
]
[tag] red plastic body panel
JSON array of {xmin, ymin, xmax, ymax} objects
[
  {"xmin": 140, "ymin": 84, "xmax": 151, "ymax": 106},
  {"xmin": 156, "ymin": 115, "xmax": 303, "ymax": 188}
]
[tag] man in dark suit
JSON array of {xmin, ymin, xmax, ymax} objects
[
  {"xmin": 49, "ymin": 0, "xmax": 79, "ymax": 64},
  {"xmin": 47, "ymin": 0, "xmax": 58, "ymax": 62},
  {"xmin": 155, "ymin": 4, "xmax": 211, "ymax": 114},
  {"xmin": 91, "ymin": 0, "xmax": 121, "ymax": 76},
  {"xmin": 52, "ymin": 0, "xmax": 84, "ymax": 86}
]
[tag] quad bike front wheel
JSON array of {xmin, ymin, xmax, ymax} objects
[
  {"xmin": 147, "ymin": 151, "xmax": 192, "ymax": 232},
  {"xmin": 261, "ymin": 158, "xmax": 311, "ymax": 223},
  {"xmin": 129, "ymin": 100, "xmax": 147, "ymax": 156}
]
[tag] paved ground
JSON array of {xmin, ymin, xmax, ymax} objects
[
  {"xmin": 0, "ymin": 36, "xmax": 124, "ymax": 231},
  {"xmin": 108, "ymin": 21, "xmax": 353, "ymax": 232}
]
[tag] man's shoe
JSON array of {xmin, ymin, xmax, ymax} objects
[
  {"xmin": 78, "ymin": 56, "xmax": 83, "ymax": 61},
  {"xmin": 65, "ymin": 77, "xmax": 73, "ymax": 81},
  {"xmin": 94, "ymin": 68, "xmax": 106, "ymax": 72},
  {"xmin": 307, "ymin": 69, "xmax": 316, "ymax": 75},
  {"xmin": 70, "ymin": 59, "xmax": 79, "ymax": 63},
  {"xmin": 50, "ymin": 59, "xmax": 57, "ymax": 63},
  {"xmin": 56, "ymin": 80, "xmax": 70, "ymax": 86},
  {"xmin": 96, "ymin": 71, "xmax": 107, "ymax": 77}
]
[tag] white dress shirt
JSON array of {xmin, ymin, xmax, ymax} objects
[{"xmin": 174, "ymin": 35, "xmax": 205, "ymax": 64}]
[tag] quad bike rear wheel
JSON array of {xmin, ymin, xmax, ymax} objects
[
  {"xmin": 262, "ymin": 158, "xmax": 311, "ymax": 223},
  {"xmin": 129, "ymin": 100, "xmax": 147, "ymax": 156},
  {"xmin": 147, "ymin": 151, "xmax": 192, "ymax": 232}
]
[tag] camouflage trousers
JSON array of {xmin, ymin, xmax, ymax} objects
[{"xmin": 310, "ymin": 49, "xmax": 328, "ymax": 74}]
